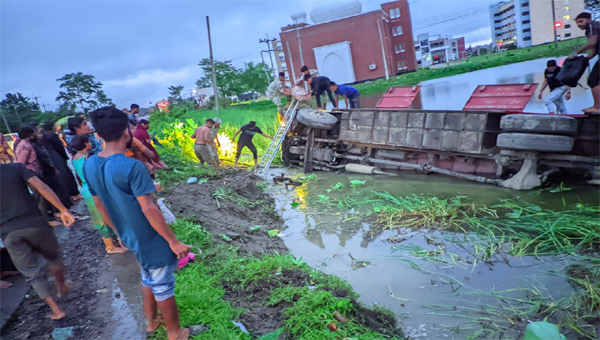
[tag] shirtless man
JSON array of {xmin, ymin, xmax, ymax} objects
[{"xmin": 191, "ymin": 119, "xmax": 216, "ymax": 168}]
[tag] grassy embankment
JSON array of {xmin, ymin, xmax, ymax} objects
[
  {"xmin": 148, "ymin": 219, "xmax": 402, "ymax": 340},
  {"xmin": 355, "ymin": 38, "xmax": 586, "ymax": 95},
  {"xmin": 301, "ymin": 176, "xmax": 600, "ymax": 339}
]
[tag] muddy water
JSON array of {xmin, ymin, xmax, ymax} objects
[
  {"xmin": 108, "ymin": 253, "xmax": 146, "ymax": 340},
  {"xmin": 358, "ymin": 58, "xmax": 596, "ymax": 113},
  {"xmin": 266, "ymin": 169, "xmax": 598, "ymax": 339}
]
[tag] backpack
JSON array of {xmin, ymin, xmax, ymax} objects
[{"xmin": 556, "ymin": 56, "xmax": 589, "ymax": 87}]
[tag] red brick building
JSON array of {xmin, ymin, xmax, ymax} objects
[{"xmin": 277, "ymin": 0, "xmax": 416, "ymax": 85}]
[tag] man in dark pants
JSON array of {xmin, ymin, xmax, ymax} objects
[
  {"xmin": 574, "ymin": 12, "xmax": 599, "ymax": 113},
  {"xmin": 233, "ymin": 121, "xmax": 272, "ymax": 168},
  {"xmin": 304, "ymin": 74, "xmax": 337, "ymax": 110},
  {"xmin": 0, "ymin": 163, "xmax": 75, "ymax": 320}
]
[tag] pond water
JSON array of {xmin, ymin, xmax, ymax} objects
[
  {"xmin": 357, "ymin": 58, "xmax": 596, "ymax": 113},
  {"xmin": 267, "ymin": 169, "xmax": 598, "ymax": 339},
  {"xmin": 266, "ymin": 58, "xmax": 599, "ymax": 339}
]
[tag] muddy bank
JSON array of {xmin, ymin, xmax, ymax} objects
[
  {"xmin": 166, "ymin": 169, "xmax": 288, "ymax": 257},
  {"xmin": 164, "ymin": 168, "xmax": 404, "ymax": 339},
  {"xmin": 1, "ymin": 217, "xmax": 115, "ymax": 340}
]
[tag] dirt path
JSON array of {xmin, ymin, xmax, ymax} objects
[
  {"xmin": 165, "ymin": 169, "xmax": 404, "ymax": 339},
  {"xmin": 1, "ymin": 217, "xmax": 116, "ymax": 340}
]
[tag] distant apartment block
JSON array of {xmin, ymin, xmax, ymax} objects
[
  {"xmin": 276, "ymin": 0, "xmax": 416, "ymax": 85},
  {"xmin": 414, "ymin": 33, "xmax": 466, "ymax": 68},
  {"xmin": 489, "ymin": 0, "xmax": 585, "ymax": 48}
]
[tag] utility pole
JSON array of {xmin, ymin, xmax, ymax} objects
[
  {"xmin": 377, "ymin": 20, "xmax": 390, "ymax": 81},
  {"xmin": 206, "ymin": 16, "xmax": 219, "ymax": 115},
  {"xmin": 551, "ymin": 0, "xmax": 558, "ymax": 49},
  {"xmin": 293, "ymin": 18, "xmax": 305, "ymax": 67},
  {"xmin": 286, "ymin": 41, "xmax": 296, "ymax": 85},
  {"xmin": 259, "ymin": 34, "xmax": 277, "ymax": 79},
  {"xmin": 260, "ymin": 52, "xmax": 271, "ymax": 85}
]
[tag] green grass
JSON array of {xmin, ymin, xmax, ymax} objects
[
  {"xmin": 355, "ymin": 38, "xmax": 586, "ymax": 95},
  {"xmin": 149, "ymin": 219, "xmax": 404, "ymax": 340},
  {"xmin": 150, "ymin": 106, "xmax": 280, "ymax": 167}
]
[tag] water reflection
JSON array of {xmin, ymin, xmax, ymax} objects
[{"xmin": 360, "ymin": 58, "xmax": 595, "ymax": 113}]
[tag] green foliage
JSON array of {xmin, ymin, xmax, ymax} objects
[
  {"xmin": 167, "ymin": 85, "xmax": 185, "ymax": 106},
  {"xmin": 197, "ymin": 59, "xmax": 272, "ymax": 99},
  {"xmin": 239, "ymin": 62, "xmax": 271, "ymax": 95},
  {"xmin": 0, "ymin": 93, "xmax": 41, "ymax": 133},
  {"xmin": 524, "ymin": 322, "xmax": 566, "ymax": 340},
  {"xmin": 56, "ymin": 72, "xmax": 112, "ymax": 113}
]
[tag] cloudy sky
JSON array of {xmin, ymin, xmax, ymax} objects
[{"xmin": 1, "ymin": 0, "xmax": 498, "ymax": 110}]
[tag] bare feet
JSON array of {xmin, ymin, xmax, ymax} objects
[
  {"xmin": 71, "ymin": 195, "xmax": 83, "ymax": 201},
  {"xmin": 173, "ymin": 327, "xmax": 190, "ymax": 340},
  {"xmin": 582, "ymin": 106, "xmax": 600, "ymax": 113},
  {"xmin": 49, "ymin": 311, "xmax": 66, "ymax": 320},
  {"xmin": 106, "ymin": 247, "xmax": 128, "ymax": 254},
  {"xmin": 118, "ymin": 239, "xmax": 128, "ymax": 250},
  {"xmin": 0, "ymin": 280, "xmax": 12, "ymax": 289}
]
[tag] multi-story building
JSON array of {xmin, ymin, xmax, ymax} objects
[
  {"xmin": 276, "ymin": 0, "xmax": 416, "ymax": 85},
  {"xmin": 489, "ymin": 0, "xmax": 585, "ymax": 49},
  {"xmin": 413, "ymin": 33, "xmax": 466, "ymax": 68}
]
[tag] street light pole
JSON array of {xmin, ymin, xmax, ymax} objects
[
  {"xmin": 206, "ymin": 16, "xmax": 220, "ymax": 115},
  {"xmin": 551, "ymin": 0, "xmax": 558, "ymax": 49}
]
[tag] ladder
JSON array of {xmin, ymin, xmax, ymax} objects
[{"xmin": 254, "ymin": 98, "xmax": 300, "ymax": 176}]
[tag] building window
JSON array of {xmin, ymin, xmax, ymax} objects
[
  {"xmin": 452, "ymin": 48, "xmax": 457, "ymax": 53},
  {"xmin": 565, "ymin": 24, "xmax": 571, "ymax": 29},
  {"xmin": 285, "ymin": 73, "xmax": 290, "ymax": 80},
  {"xmin": 394, "ymin": 43, "xmax": 406, "ymax": 54},
  {"xmin": 422, "ymin": 46, "xmax": 429, "ymax": 54},
  {"xmin": 415, "ymin": 45, "xmax": 420, "ymax": 51},
  {"xmin": 397, "ymin": 60, "xmax": 408, "ymax": 70},
  {"xmin": 276, "ymin": 43, "xmax": 283, "ymax": 50},
  {"xmin": 495, "ymin": 20, "xmax": 501, "ymax": 24},
  {"xmin": 390, "ymin": 7, "xmax": 400, "ymax": 19},
  {"xmin": 452, "ymin": 42, "xmax": 456, "ymax": 47},
  {"xmin": 563, "ymin": 14, "xmax": 570, "ymax": 20},
  {"xmin": 278, "ymin": 54, "xmax": 285, "ymax": 61},
  {"xmin": 522, "ymin": 20, "xmax": 530, "ymax": 24},
  {"xmin": 522, "ymin": 2, "xmax": 529, "ymax": 6},
  {"xmin": 522, "ymin": 11, "xmax": 529, "ymax": 15},
  {"xmin": 524, "ymin": 36, "xmax": 531, "ymax": 41},
  {"xmin": 523, "ymin": 28, "xmax": 531, "ymax": 32},
  {"xmin": 392, "ymin": 26, "xmax": 403, "ymax": 36},
  {"xmin": 565, "ymin": 33, "xmax": 571, "ymax": 38}
]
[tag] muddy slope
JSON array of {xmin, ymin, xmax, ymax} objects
[
  {"xmin": 1, "ymin": 219, "xmax": 114, "ymax": 340},
  {"xmin": 166, "ymin": 169, "xmax": 288, "ymax": 257},
  {"xmin": 164, "ymin": 169, "xmax": 404, "ymax": 339}
]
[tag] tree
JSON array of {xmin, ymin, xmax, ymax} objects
[
  {"xmin": 56, "ymin": 72, "xmax": 112, "ymax": 113},
  {"xmin": 0, "ymin": 93, "xmax": 40, "ymax": 133},
  {"xmin": 584, "ymin": 0, "xmax": 599, "ymax": 19},
  {"xmin": 168, "ymin": 85, "xmax": 184, "ymax": 105},
  {"xmin": 196, "ymin": 59, "xmax": 245, "ymax": 98},
  {"xmin": 240, "ymin": 62, "xmax": 272, "ymax": 95}
]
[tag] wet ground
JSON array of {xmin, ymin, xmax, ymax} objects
[{"xmin": 264, "ymin": 168, "xmax": 599, "ymax": 339}]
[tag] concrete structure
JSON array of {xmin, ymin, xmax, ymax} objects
[
  {"xmin": 277, "ymin": 0, "xmax": 416, "ymax": 85},
  {"xmin": 414, "ymin": 34, "xmax": 466, "ymax": 68},
  {"xmin": 489, "ymin": 0, "xmax": 585, "ymax": 49}
]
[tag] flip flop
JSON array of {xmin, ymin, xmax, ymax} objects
[
  {"xmin": 146, "ymin": 315, "xmax": 164, "ymax": 334},
  {"xmin": 176, "ymin": 325, "xmax": 209, "ymax": 340}
]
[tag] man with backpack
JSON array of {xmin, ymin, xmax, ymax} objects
[{"xmin": 574, "ymin": 12, "xmax": 600, "ymax": 113}]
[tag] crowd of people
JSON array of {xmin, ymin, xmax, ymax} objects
[{"xmin": 0, "ymin": 104, "xmax": 206, "ymax": 339}]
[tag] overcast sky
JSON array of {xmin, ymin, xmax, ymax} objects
[{"xmin": 0, "ymin": 0, "xmax": 498, "ymax": 110}]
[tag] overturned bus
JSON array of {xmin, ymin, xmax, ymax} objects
[{"xmin": 281, "ymin": 84, "xmax": 600, "ymax": 190}]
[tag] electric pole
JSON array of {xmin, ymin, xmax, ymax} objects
[
  {"xmin": 293, "ymin": 17, "xmax": 305, "ymax": 67},
  {"xmin": 260, "ymin": 52, "xmax": 271, "ymax": 85},
  {"xmin": 259, "ymin": 34, "xmax": 277, "ymax": 79},
  {"xmin": 551, "ymin": 0, "xmax": 558, "ymax": 49},
  {"xmin": 0, "ymin": 109, "xmax": 11, "ymax": 133},
  {"xmin": 206, "ymin": 16, "xmax": 219, "ymax": 115}
]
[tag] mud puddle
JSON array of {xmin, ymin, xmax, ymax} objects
[{"xmin": 264, "ymin": 169, "xmax": 599, "ymax": 339}]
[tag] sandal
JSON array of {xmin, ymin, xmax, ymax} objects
[
  {"xmin": 176, "ymin": 325, "xmax": 209, "ymax": 340},
  {"xmin": 146, "ymin": 315, "xmax": 164, "ymax": 334}
]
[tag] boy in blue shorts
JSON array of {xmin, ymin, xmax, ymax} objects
[{"xmin": 83, "ymin": 106, "xmax": 205, "ymax": 340}]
